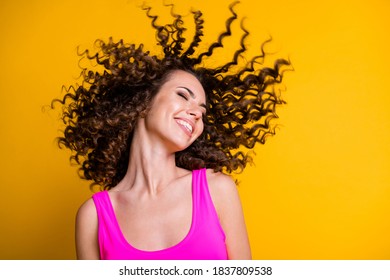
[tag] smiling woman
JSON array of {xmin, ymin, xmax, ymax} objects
[
  {"xmin": 51, "ymin": 1, "xmax": 290, "ymax": 260},
  {"xmin": 142, "ymin": 71, "xmax": 206, "ymax": 153}
]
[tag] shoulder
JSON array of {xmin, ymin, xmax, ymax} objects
[
  {"xmin": 205, "ymin": 169, "xmax": 239, "ymax": 213},
  {"xmin": 77, "ymin": 197, "xmax": 96, "ymax": 215},
  {"xmin": 75, "ymin": 197, "xmax": 100, "ymax": 259},
  {"xmin": 206, "ymin": 169, "xmax": 237, "ymax": 195},
  {"xmin": 76, "ymin": 197, "xmax": 98, "ymax": 228}
]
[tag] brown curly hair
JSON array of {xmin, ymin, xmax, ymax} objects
[{"xmin": 52, "ymin": 2, "xmax": 291, "ymax": 190}]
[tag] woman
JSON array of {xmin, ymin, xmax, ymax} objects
[{"xmin": 53, "ymin": 2, "xmax": 290, "ymax": 260}]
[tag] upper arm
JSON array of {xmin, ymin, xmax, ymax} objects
[
  {"xmin": 75, "ymin": 198, "xmax": 100, "ymax": 260},
  {"xmin": 207, "ymin": 170, "xmax": 252, "ymax": 260}
]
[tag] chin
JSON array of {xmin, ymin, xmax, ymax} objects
[
  {"xmin": 171, "ymin": 139, "xmax": 196, "ymax": 153},
  {"xmin": 174, "ymin": 143, "xmax": 192, "ymax": 153}
]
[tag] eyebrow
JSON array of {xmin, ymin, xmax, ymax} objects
[{"xmin": 178, "ymin": 87, "xmax": 207, "ymax": 110}]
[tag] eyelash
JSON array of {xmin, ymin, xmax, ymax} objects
[
  {"xmin": 177, "ymin": 92, "xmax": 188, "ymax": 100},
  {"xmin": 177, "ymin": 91, "xmax": 206, "ymax": 117}
]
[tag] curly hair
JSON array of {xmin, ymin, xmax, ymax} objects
[{"xmin": 52, "ymin": 1, "xmax": 291, "ymax": 190}]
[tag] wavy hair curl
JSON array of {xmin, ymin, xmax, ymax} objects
[{"xmin": 52, "ymin": 2, "xmax": 291, "ymax": 189}]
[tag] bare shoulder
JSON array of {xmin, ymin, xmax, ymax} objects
[
  {"xmin": 76, "ymin": 197, "xmax": 98, "ymax": 239},
  {"xmin": 206, "ymin": 169, "xmax": 238, "ymax": 195},
  {"xmin": 75, "ymin": 197, "xmax": 100, "ymax": 259},
  {"xmin": 206, "ymin": 168, "xmax": 236, "ymax": 188},
  {"xmin": 76, "ymin": 197, "xmax": 97, "ymax": 222},
  {"xmin": 205, "ymin": 169, "xmax": 239, "ymax": 213}
]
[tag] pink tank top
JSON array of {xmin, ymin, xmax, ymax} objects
[{"xmin": 92, "ymin": 168, "xmax": 228, "ymax": 260}]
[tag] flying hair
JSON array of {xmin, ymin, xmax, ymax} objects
[{"xmin": 51, "ymin": 1, "xmax": 292, "ymax": 189}]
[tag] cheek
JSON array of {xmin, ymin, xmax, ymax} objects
[{"xmin": 196, "ymin": 122, "xmax": 204, "ymax": 137}]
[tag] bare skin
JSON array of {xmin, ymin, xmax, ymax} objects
[{"xmin": 75, "ymin": 70, "xmax": 251, "ymax": 260}]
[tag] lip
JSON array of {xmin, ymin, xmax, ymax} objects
[{"xmin": 174, "ymin": 117, "xmax": 195, "ymax": 137}]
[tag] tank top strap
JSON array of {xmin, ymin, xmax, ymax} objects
[
  {"xmin": 92, "ymin": 191, "xmax": 109, "ymax": 213},
  {"xmin": 191, "ymin": 169, "xmax": 226, "ymax": 240},
  {"xmin": 92, "ymin": 190, "xmax": 123, "ymax": 259}
]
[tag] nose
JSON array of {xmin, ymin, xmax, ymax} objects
[{"xmin": 187, "ymin": 106, "xmax": 202, "ymax": 120}]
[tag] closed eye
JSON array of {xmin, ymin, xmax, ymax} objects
[{"xmin": 177, "ymin": 91, "xmax": 189, "ymax": 100}]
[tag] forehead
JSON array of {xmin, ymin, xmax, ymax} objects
[{"xmin": 162, "ymin": 70, "xmax": 206, "ymax": 99}]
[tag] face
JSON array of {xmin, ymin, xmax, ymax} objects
[{"xmin": 142, "ymin": 70, "xmax": 207, "ymax": 152}]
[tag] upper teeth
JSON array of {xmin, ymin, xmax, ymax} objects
[{"xmin": 177, "ymin": 120, "xmax": 193, "ymax": 133}]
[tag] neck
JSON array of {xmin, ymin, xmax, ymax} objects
[{"xmin": 116, "ymin": 120, "xmax": 180, "ymax": 195}]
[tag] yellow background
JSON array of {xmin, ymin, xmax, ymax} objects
[{"xmin": 1, "ymin": 0, "xmax": 389, "ymax": 259}]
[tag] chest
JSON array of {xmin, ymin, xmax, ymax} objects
[{"xmin": 110, "ymin": 186, "xmax": 193, "ymax": 251}]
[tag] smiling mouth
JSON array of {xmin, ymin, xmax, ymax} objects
[{"xmin": 176, "ymin": 119, "xmax": 193, "ymax": 135}]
